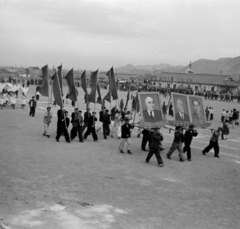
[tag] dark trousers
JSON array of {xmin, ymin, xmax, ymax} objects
[
  {"xmin": 103, "ymin": 123, "xmax": 110, "ymax": 139},
  {"xmin": 84, "ymin": 126, "xmax": 98, "ymax": 141},
  {"xmin": 183, "ymin": 144, "xmax": 191, "ymax": 160},
  {"xmin": 56, "ymin": 126, "xmax": 70, "ymax": 142},
  {"xmin": 141, "ymin": 133, "xmax": 151, "ymax": 150},
  {"xmin": 146, "ymin": 147, "xmax": 163, "ymax": 165},
  {"xmin": 203, "ymin": 140, "xmax": 219, "ymax": 156},
  {"xmin": 71, "ymin": 126, "xmax": 83, "ymax": 142},
  {"xmin": 29, "ymin": 107, "xmax": 35, "ymax": 117}
]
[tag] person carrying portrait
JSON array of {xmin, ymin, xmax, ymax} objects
[
  {"xmin": 175, "ymin": 98, "xmax": 189, "ymax": 122},
  {"xmin": 70, "ymin": 108, "xmax": 84, "ymax": 142},
  {"xmin": 166, "ymin": 126, "xmax": 185, "ymax": 162},
  {"xmin": 141, "ymin": 129, "xmax": 151, "ymax": 151},
  {"xmin": 110, "ymin": 110, "xmax": 122, "ymax": 139},
  {"xmin": 43, "ymin": 107, "xmax": 53, "ymax": 138},
  {"xmin": 142, "ymin": 96, "xmax": 162, "ymax": 123},
  {"xmin": 168, "ymin": 102, "xmax": 173, "ymax": 117},
  {"xmin": 162, "ymin": 102, "xmax": 167, "ymax": 116},
  {"xmin": 183, "ymin": 124, "xmax": 198, "ymax": 161},
  {"xmin": 84, "ymin": 112, "xmax": 98, "ymax": 142},
  {"xmin": 202, "ymin": 127, "xmax": 222, "ymax": 158},
  {"xmin": 29, "ymin": 96, "xmax": 37, "ymax": 117},
  {"xmin": 101, "ymin": 109, "xmax": 111, "ymax": 139},
  {"xmin": 119, "ymin": 118, "xmax": 134, "ymax": 154},
  {"xmin": 56, "ymin": 110, "xmax": 70, "ymax": 143},
  {"xmin": 145, "ymin": 128, "xmax": 164, "ymax": 167}
]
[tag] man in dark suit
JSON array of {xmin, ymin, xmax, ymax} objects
[
  {"xmin": 29, "ymin": 96, "xmax": 37, "ymax": 117},
  {"xmin": 142, "ymin": 97, "xmax": 162, "ymax": 123},
  {"xmin": 175, "ymin": 98, "xmax": 190, "ymax": 122}
]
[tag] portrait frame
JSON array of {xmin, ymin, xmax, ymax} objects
[
  {"xmin": 189, "ymin": 95, "xmax": 206, "ymax": 124},
  {"xmin": 138, "ymin": 92, "xmax": 166, "ymax": 129},
  {"xmin": 171, "ymin": 92, "xmax": 191, "ymax": 126}
]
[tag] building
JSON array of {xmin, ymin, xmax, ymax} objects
[{"xmin": 155, "ymin": 72, "xmax": 240, "ymax": 94}]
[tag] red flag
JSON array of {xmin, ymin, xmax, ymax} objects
[
  {"xmin": 52, "ymin": 72, "xmax": 63, "ymax": 107},
  {"xmin": 96, "ymin": 82, "xmax": 102, "ymax": 105},
  {"xmin": 57, "ymin": 65, "xmax": 63, "ymax": 95},
  {"xmin": 124, "ymin": 90, "xmax": 130, "ymax": 109},
  {"xmin": 103, "ymin": 91, "xmax": 111, "ymax": 103},
  {"xmin": 80, "ymin": 70, "xmax": 87, "ymax": 93},
  {"xmin": 38, "ymin": 65, "xmax": 49, "ymax": 97},
  {"xmin": 106, "ymin": 67, "xmax": 118, "ymax": 100},
  {"xmin": 88, "ymin": 70, "xmax": 98, "ymax": 104},
  {"xmin": 65, "ymin": 68, "xmax": 77, "ymax": 102}
]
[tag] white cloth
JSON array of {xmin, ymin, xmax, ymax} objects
[
  {"xmin": 119, "ymin": 138, "xmax": 131, "ymax": 152},
  {"xmin": 21, "ymin": 95, "xmax": 27, "ymax": 105}
]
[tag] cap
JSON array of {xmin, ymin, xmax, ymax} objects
[{"xmin": 189, "ymin": 124, "xmax": 194, "ymax": 128}]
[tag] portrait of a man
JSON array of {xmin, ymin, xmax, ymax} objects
[
  {"xmin": 142, "ymin": 96, "xmax": 162, "ymax": 123},
  {"xmin": 172, "ymin": 94, "xmax": 190, "ymax": 122},
  {"xmin": 138, "ymin": 93, "xmax": 163, "ymax": 128},
  {"xmin": 189, "ymin": 96, "xmax": 206, "ymax": 123}
]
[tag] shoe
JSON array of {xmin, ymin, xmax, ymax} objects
[
  {"xmin": 43, "ymin": 133, "xmax": 46, "ymax": 136},
  {"xmin": 142, "ymin": 149, "xmax": 146, "ymax": 151},
  {"xmin": 56, "ymin": 138, "xmax": 59, "ymax": 142},
  {"xmin": 187, "ymin": 159, "xmax": 191, "ymax": 161},
  {"xmin": 158, "ymin": 164, "xmax": 164, "ymax": 167},
  {"xmin": 179, "ymin": 158, "xmax": 185, "ymax": 162},
  {"xmin": 202, "ymin": 151, "xmax": 206, "ymax": 155},
  {"xmin": 167, "ymin": 155, "xmax": 171, "ymax": 159},
  {"xmin": 111, "ymin": 135, "xmax": 113, "ymax": 138},
  {"xmin": 46, "ymin": 135, "xmax": 50, "ymax": 138},
  {"xmin": 68, "ymin": 141, "xmax": 71, "ymax": 143},
  {"xmin": 215, "ymin": 155, "xmax": 220, "ymax": 158},
  {"xmin": 79, "ymin": 140, "xmax": 83, "ymax": 143},
  {"xmin": 118, "ymin": 137, "xmax": 121, "ymax": 139},
  {"xmin": 145, "ymin": 160, "xmax": 149, "ymax": 163},
  {"xmin": 127, "ymin": 150, "xmax": 132, "ymax": 154},
  {"xmin": 119, "ymin": 149, "xmax": 124, "ymax": 154},
  {"xmin": 94, "ymin": 140, "xmax": 98, "ymax": 142}
]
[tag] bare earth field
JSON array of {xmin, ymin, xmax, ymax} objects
[{"xmin": 0, "ymin": 86, "xmax": 240, "ymax": 229}]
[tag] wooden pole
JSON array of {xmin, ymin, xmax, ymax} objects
[{"xmin": 132, "ymin": 95, "xmax": 138, "ymax": 124}]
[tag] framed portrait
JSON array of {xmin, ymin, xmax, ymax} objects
[
  {"xmin": 172, "ymin": 93, "xmax": 190, "ymax": 124},
  {"xmin": 188, "ymin": 95, "xmax": 206, "ymax": 123},
  {"xmin": 138, "ymin": 92, "xmax": 165, "ymax": 129}
]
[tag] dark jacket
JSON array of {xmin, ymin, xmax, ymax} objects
[
  {"xmin": 173, "ymin": 131, "xmax": 185, "ymax": 144},
  {"xmin": 121, "ymin": 123, "xmax": 134, "ymax": 139},
  {"xmin": 29, "ymin": 99, "xmax": 37, "ymax": 108},
  {"xmin": 99, "ymin": 110, "xmax": 105, "ymax": 122},
  {"xmin": 175, "ymin": 112, "xmax": 190, "ymax": 122},
  {"xmin": 150, "ymin": 132, "xmax": 163, "ymax": 149},
  {"xmin": 142, "ymin": 109, "xmax": 162, "ymax": 123},
  {"xmin": 71, "ymin": 112, "xmax": 83, "ymax": 127},
  {"xmin": 84, "ymin": 111, "xmax": 91, "ymax": 123},
  {"xmin": 88, "ymin": 116, "xmax": 97, "ymax": 127},
  {"xmin": 103, "ymin": 113, "xmax": 111, "ymax": 125},
  {"xmin": 184, "ymin": 129, "xmax": 198, "ymax": 145}
]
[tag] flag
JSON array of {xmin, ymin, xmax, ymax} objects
[
  {"xmin": 106, "ymin": 67, "xmax": 118, "ymax": 100},
  {"xmin": 57, "ymin": 65, "xmax": 63, "ymax": 95},
  {"xmin": 38, "ymin": 65, "xmax": 49, "ymax": 97},
  {"xmin": 124, "ymin": 90, "xmax": 130, "ymax": 109},
  {"xmin": 103, "ymin": 91, "xmax": 110, "ymax": 103},
  {"xmin": 65, "ymin": 68, "xmax": 77, "ymax": 102},
  {"xmin": 52, "ymin": 72, "xmax": 63, "ymax": 107},
  {"xmin": 80, "ymin": 70, "xmax": 87, "ymax": 93},
  {"xmin": 96, "ymin": 82, "xmax": 102, "ymax": 104},
  {"xmin": 88, "ymin": 70, "xmax": 98, "ymax": 103}
]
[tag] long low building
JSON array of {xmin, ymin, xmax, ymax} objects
[{"xmin": 154, "ymin": 72, "xmax": 240, "ymax": 93}]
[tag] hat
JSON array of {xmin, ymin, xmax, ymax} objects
[
  {"xmin": 125, "ymin": 118, "xmax": 130, "ymax": 121},
  {"xmin": 189, "ymin": 124, "xmax": 194, "ymax": 128},
  {"xmin": 78, "ymin": 110, "xmax": 82, "ymax": 113},
  {"xmin": 32, "ymin": 96, "xmax": 35, "ymax": 98},
  {"xmin": 47, "ymin": 107, "xmax": 51, "ymax": 109},
  {"xmin": 176, "ymin": 125, "xmax": 182, "ymax": 130},
  {"xmin": 64, "ymin": 110, "xmax": 68, "ymax": 114}
]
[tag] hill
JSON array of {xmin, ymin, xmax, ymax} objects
[{"xmin": 175, "ymin": 56, "xmax": 240, "ymax": 75}]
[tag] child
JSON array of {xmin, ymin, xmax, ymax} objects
[{"xmin": 221, "ymin": 122, "xmax": 229, "ymax": 140}]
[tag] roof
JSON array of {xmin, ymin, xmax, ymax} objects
[{"xmin": 156, "ymin": 72, "xmax": 239, "ymax": 87}]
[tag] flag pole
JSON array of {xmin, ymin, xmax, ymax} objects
[
  {"xmin": 47, "ymin": 65, "xmax": 50, "ymax": 107},
  {"xmin": 132, "ymin": 94, "xmax": 138, "ymax": 125},
  {"xmin": 109, "ymin": 68, "xmax": 112, "ymax": 112}
]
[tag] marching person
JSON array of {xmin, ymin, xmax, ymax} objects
[
  {"xmin": 202, "ymin": 127, "xmax": 222, "ymax": 158},
  {"xmin": 183, "ymin": 124, "xmax": 198, "ymax": 161},
  {"xmin": 82, "ymin": 108, "xmax": 91, "ymax": 133},
  {"xmin": 84, "ymin": 112, "xmax": 98, "ymax": 142},
  {"xmin": 111, "ymin": 110, "xmax": 122, "ymax": 139},
  {"xmin": 29, "ymin": 96, "xmax": 37, "ymax": 117},
  {"xmin": 141, "ymin": 129, "xmax": 151, "ymax": 151},
  {"xmin": 145, "ymin": 128, "xmax": 164, "ymax": 167},
  {"xmin": 102, "ymin": 110, "xmax": 111, "ymax": 139},
  {"xmin": 0, "ymin": 93, "xmax": 3, "ymax": 109},
  {"xmin": 43, "ymin": 107, "xmax": 53, "ymax": 138},
  {"xmin": 221, "ymin": 122, "xmax": 229, "ymax": 140},
  {"xmin": 166, "ymin": 126, "xmax": 185, "ymax": 162},
  {"xmin": 70, "ymin": 108, "xmax": 84, "ymax": 142},
  {"xmin": 56, "ymin": 109, "xmax": 70, "ymax": 143},
  {"xmin": 21, "ymin": 93, "xmax": 27, "ymax": 109},
  {"xmin": 10, "ymin": 93, "xmax": 17, "ymax": 109},
  {"xmin": 119, "ymin": 118, "xmax": 134, "ymax": 154}
]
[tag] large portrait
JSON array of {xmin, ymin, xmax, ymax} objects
[
  {"xmin": 138, "ymin": 92, "xmax": 165, "ymax": 128},
  {"xmin": 172, "ymin": 93, "xmax": 190, "ymax": 122},
  {"xmin": 189, "ymin": 96, "xmax": 206, "ymax": 123}
]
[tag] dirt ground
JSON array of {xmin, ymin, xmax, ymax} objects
[{"xmin": 0, "ymin": 86, "xmax": 239, "ymax": 229}]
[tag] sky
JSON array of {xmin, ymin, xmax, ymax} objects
[{"xmin": 0, "ymin": 0, "xmax": 239, "ymax": 70}]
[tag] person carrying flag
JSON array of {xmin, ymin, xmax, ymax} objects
[{"xmin": 43, "ymin": 107, "xmax": 53, "ymax": 138}]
